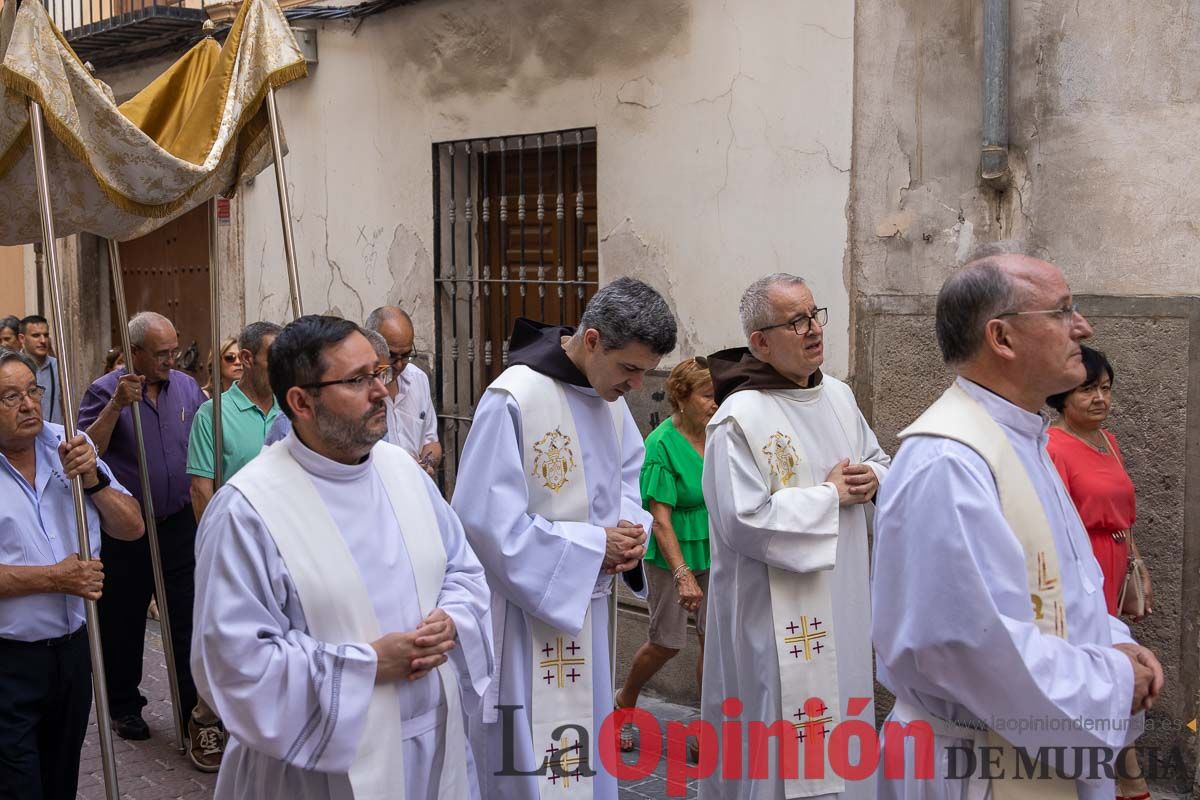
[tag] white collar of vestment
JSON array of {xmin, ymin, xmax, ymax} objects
[
  {"xmin": 761, "ymin": 382, "xmax": 824, "ymax": 405},
  {"xmin": 956, "ymin": 376, "xmax": 1049, "ymax": 440},
  {"xmin": 284, "ymin": 431, "xmax": 372, "ymax": 483}
]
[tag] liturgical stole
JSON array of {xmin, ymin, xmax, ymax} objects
[
  {"xmin": 897, "ymin": 382, "xmax": 1076, "ymax": 800},
  {"xmin": 721, "ymin": 386, "xmax": 871, "ymax": 798},
  {"xmin": 489, "ymin": 364, "xmax": 625, "ymax": 799},
  {"xmin": 228, "ymin": 440, "xmax": 468, "ymax": 800}
]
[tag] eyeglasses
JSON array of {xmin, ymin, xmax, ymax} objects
[
  {"xmin": 758, "ymin": 308, "xmax": 828, "ymax": 337},
  {"xmin": 0, "ymin": 385, "xmax": 45, "ymax": 410},
  {"xmin": 222, "ymin": 353, "xmax": 239, "ymax": 364},
  {"xmin": 995, "ymin": 303, "xmax": 1081, "ymax": 323},
  {"xmin": 300, "ymin": 364, "xmax": 394, "ymax": 393},
  {"xmin": 388, "ymin": 349, "xmax": 417, "ymax": 367},
  {"xmin": 136, "ymin": 347, "xmax": 181, "ymax": 364}
]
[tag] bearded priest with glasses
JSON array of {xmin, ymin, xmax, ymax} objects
[{"xmin": 191, "ymin": 315, "xmax": 493, "ymax": 800}]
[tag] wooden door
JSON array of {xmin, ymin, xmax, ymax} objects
[{"xmin": 110, "ymin": 202, "xmax": 211, "ymax": 380}]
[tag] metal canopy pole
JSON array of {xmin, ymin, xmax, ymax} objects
[
  {"xmin": 208, "ymin": 199, "xmax": 224, "ymax": 489},
  {"xmin": 27, "ymin": 99, "xmax": 120, "ymax": 800},
  {"xmin": 106, "ymin": 239, "xmax": 186, "ymax": 752},
  {"xmin": 265, "ymin": 87, "xmax": 304, "ymax": 318}
]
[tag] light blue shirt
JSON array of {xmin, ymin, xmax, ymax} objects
[
  {"xmin": 0, "ymin": 422, "xmax": 129, "ymax": 641},
  {"xmin": 34, "ymin": 354, "xmax": 62, "ymax": 425}
]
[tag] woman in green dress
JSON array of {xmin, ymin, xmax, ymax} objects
[{"xmin": 616, "ymin": 357, "xmax": 716, "ymax": 751}]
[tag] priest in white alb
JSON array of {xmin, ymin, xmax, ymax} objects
[
  {"xmin": 452, "ymin": 277, "xmax": 677, "ymax": 800},
  {"xmin": 191, "ymin": 315, "xmax": 493, "ymax": 800},
  {"xmin": 700, "ymin": 273, "xmax": 890, "ymax": 800},
  {"xmin": 872, "ymin": 243, "xmax": 1163, "ymax": 800}
]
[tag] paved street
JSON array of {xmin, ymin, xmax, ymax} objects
[
  {"xmin": 73, "ymin": 626, "xmax": 1186, "ymax": 799},
  {"xmin": 75, "ymin": 623, "xmax": 215, "ymax": 800}
]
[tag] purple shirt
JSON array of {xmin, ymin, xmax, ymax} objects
[{"xmin": 78, "ymin": 368, "xmax": 207, "ymax": 518}]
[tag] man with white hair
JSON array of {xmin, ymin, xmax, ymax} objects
[
  {"xmin": 78, "ymin": 310, "xmax": 212, "ymax": 766},
  {"xmin": 700, "ymin": 274, "xmax": 889, "ymax": 800},
  {"xmin": 872, "ymin": 243, "xmax": 1161, "ymax": 799}
]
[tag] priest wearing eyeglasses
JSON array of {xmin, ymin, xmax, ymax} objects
[
  {"xmin": 700, "ymin": 274, "xmax": 890, "ymax": 800},
  {"xmin": 191, "ymin": 315, "xmax": 493, "ymax": 800}
]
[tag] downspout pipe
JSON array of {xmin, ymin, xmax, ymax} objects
[{"xmin": 981, "ymin": 0, "xmax": 1011, "ymax": 187}]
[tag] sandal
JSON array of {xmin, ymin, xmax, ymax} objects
[{"xmin": 614, "ymin": 689, "xmax": 636, "ymax": 753}]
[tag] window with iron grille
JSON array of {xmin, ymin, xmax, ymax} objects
[{"xmin": 432, "ymin": 128, "xmax": 599, "ymax": 487}]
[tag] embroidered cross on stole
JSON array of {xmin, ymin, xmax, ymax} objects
[
  {"xmin": 728, "ymin": 390, "xmax": 866, "ymax": 799},
  {"xmin": 899, "ymin": 382, "xmax": 1077, "ymax": 800},
  {"xmin": 490, "ymin": 365, "xmax": 627, "ymax": 799}
]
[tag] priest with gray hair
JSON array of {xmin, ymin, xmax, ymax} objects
[
  {"xmin": 872, "ymin": 243, "xmax": 1162, "ymax": 799},
  {"xmin": 700, "ymin": 273, "xmax": 889, "ymax": 800},
  {"xmin": 452, "ymin": 277, "xmax": 676, "ymax": 799}
]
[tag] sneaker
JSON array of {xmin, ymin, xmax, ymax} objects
[
  {"xmin": 112, "ymin": 713, "xmax": 150, "ymax": 741},
  {"xmin": 188, "ymin": 714, "xmax": 226, "ymax": 773}
]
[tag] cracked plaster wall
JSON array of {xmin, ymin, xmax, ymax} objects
[{"xmin": 239, "ymin": 0, "xmax": 856, "ymax": 375}]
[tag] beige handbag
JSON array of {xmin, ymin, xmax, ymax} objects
[{"xmin": 1117, "ymin": 551, "xmax": 1147, "ymax": 618}]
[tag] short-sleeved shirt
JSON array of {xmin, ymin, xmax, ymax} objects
[
  {"xmin": 385, "ymin": 366, "xmax": 439, "ymax": 457},
  {"xmin": 78, "ymin": 368, "xmax": 207, "ymax": 518},
  {"xmin": 0, "ymin": 422, "xmax": 130, "ymax": 641},
  {"xmin": 187, "ymin": 381, "xmax": 281, "ymax": 481},
  {"xmin": 641, "ymin": 416, "xmax": 710, "ymax": 571}
]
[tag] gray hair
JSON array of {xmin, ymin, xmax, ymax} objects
[
  {"xmin": 128, "ymin": 311, "xmax": 174, "ymax": 348},
  {"xmin": 239, "ymin": 321, "xmax": 283, "ymax": 357},
  {"xmin": 364, "ymin": 306, "xmax": 411, "ymax": 333},
  {"xmin": 362, "ymin": 328, "xmax": 389, "ymax": 360},
  {"xmin": 935, "ymin": 240, "xmax": 1035, "ymax": 365},
  {"xmin": 739, "ymin": 273, "xmax": 807, "ymax": 340},
  {"xmin": 0, "ymin": 347, "xmax": 36, "ymax": 377},
  {"xmin": 577, "ymin": 277, "xmax": 676, "ymax": 355},
  {"xmin": 0, "ymin": 315, "xmax": 19, "ymax": 335}
]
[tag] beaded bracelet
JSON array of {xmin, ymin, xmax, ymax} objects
[{"xmin": 672, "ymin": 564, "xmax": 691, "ymax": 582}]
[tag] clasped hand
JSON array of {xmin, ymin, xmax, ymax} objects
[
  {"xmin": 371, "ymin": 608, "xmax": 457, "ymax": 683},
  {"xmin": 604, "ymin": 519, "xmax": 646, "ymax": 574}
]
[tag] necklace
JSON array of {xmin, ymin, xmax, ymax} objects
[{"xmin": 1062, "ymin": 421, "xmax": 1108, "ymax": 454}]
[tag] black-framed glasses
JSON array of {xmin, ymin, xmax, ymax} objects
[
  {"xmin": 0, "ymin": 384, "xmax": 45, "ymax": 410},
  {"xmin": 758, "ymin": 308, "xmax": 828, "ymax": 337},
  {"xmin": 300, "ymin": 365, "xmax": 393, "ymax": 393},
  {"xmin": 995, "ymin": 303, "xmax": 1080, "ymax": 323},
  {"xmin": 388, "ymin": 349, "xmax": 417, "ymax": 367}
]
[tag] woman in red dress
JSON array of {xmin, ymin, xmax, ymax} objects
[{"xmin": 1046, "ymin": 344, "xmax": 1153, "ymax": 800}]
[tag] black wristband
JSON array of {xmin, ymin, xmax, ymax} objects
[{"xmin": 83, "ymin": 471, "xmax": 111, "ymax": 496}]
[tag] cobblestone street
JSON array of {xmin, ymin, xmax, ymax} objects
[{"xmin": 75, "ymin": 623, "xmax": 215, "ymax": 800}]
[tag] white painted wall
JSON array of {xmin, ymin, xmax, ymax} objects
[{"xmin": 241, "ymin": 0, "xmax": 855, "ymax": 375}]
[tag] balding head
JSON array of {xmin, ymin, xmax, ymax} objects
[
  {"xmin": 365, "ymin": 306, "xmax": 414, "ymax": 377},
  {"xmin": 128, "ymin": 311, "xmax": 179, "ymax": 382},
  {"xmin": 936, "ymin": 242, "xmax": 1094, "ymax": 411}
]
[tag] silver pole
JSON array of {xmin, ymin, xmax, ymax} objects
[
  {"xmin": 265, "ymin": 87, "xmax": 303, "ymax": 319},
  {"xmin": 106, "ymin": 239, "xmax": 186, "ymax": 751},
  {"xmin": 28, "ymin": 99, "xmax": 120, "ymax": 800},
  {"xmin": 609, "ymin": 586, "xmax": 618, "ymax": 696},
  {"xmin": 208, "ymin": 199, "xmax": 224, "ymax": 489}
]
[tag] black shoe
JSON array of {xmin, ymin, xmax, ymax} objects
[{"xmin": 112, "ymin": 713, "xmax": 150, "ymax": 740}]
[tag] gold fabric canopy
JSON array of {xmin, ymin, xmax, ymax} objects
[{"xmin": 0, "ymin": 0, "xmax": 306, "ymax": 245}]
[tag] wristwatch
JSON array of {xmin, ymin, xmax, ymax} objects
[{"xmin": 82, "ymin": 471, "xmax": 111, "ymax": 496}]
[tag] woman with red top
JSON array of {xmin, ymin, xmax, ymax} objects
[{"xmin": 1046, "ymin": 344, "xmax": 1152, "ymax": 800}]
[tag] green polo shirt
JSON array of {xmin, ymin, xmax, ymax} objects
[{"xmin": 186, "ymin": 381, "xmax": 281, "ymax": 481}]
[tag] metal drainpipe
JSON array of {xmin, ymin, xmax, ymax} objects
[{"xmin": 981, "ymin": 0, "xmax": 1011, "ymax": 187}]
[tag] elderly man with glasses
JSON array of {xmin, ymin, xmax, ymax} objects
[
  {"xmin": 700, "ymin": 273, "xmax": 890, "ymax": 800},
  {"xmin": 191, "ymin": 314, "xmax": 492, "ymax": 800},
  {"xmin": 364, "ymin": 306, "xmax": 441, "ymax": 476},
  {"xmin": 0, "ymin": 348, "xmax": 143, "ymax": 800},
  {"xmin": 871, "ymin": 242, "xmax": 1162, "ymax": 800},
  {"xmin": 78, "ymin": 310, "xmax": 211, "ymax": 760}
]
